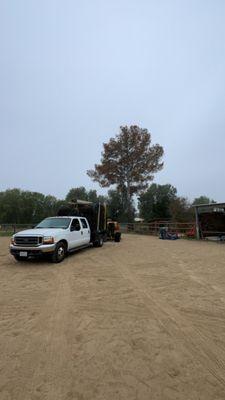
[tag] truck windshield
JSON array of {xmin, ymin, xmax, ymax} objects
[{"xmin": 36, "ymin": 218, "xmax": 71, "ymax": 229}]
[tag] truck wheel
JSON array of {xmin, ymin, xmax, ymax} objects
[
  {"xmin": 51, "ymin": 241, "xmax": 66, "ymax": 263},
  {"xmin": 93, "ymin": 236, "xmax": 104, "ymax": 247},
  {"xmin": 14, "ymin": 255, "xmax": 27, "ymax": 262},
  {"xmin": 115, "ymin": 233, "xmax": 121, "ymax": 242}
]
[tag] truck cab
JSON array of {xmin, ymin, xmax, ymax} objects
[{"xmin": 10, "ymin": 216, "xmax": 93, "ymax": 263}]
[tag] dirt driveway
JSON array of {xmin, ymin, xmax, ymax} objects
[{"xmin": 1, "ymin": 234, "xmax": 225, "ymax": 400}]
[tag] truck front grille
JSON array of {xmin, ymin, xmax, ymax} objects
[{"xmin": 14, "ymin": 236, "xmax": 42, "ymax": 246}]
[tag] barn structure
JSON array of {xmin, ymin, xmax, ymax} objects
[{"xmin": 194, "ymin": 202, "xmax": 225, "ymax": 240}]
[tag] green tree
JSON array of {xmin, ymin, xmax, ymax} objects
[
  {"xmin": 107, "ymin": 189, "xmax": 135, "ymax": 222},
  {"xmin": 97, "ymin": 194, "xmax": 108, "ymax": 204},
  {"xmin": 139, "ymin": 184, "xmax": 177, "ymax": 221},
  {"xmin": 0, "ymin": 189, "xmax": 63, "ymax": 224},
  {"xmin": 20, "ymin": 191, "xmax": 45, "ymax": 223},
  {"xmin": 65, "ymin": 187, "xmax": 89, "ymax": 202},
  {"xmin": 65, "ymin": 187, "xmax": 107, "ymax": 204},
  {"xmin": 169, "ymin": 197, "xmax": 194, "ymax": 222},
  {"xmin": 87, "ymin": 125, "xmax": 164, "ymax": 221},
  {"xmin": 87, "ymin": 189, "xmax": 98, "ymax": 203},
  {"xmin": 0, "ymin": 189, "xmax": 22, "ymax": 223},
  {"xmin": 192, "ymin": 196, "xmax": 216, "ymax": 205}
]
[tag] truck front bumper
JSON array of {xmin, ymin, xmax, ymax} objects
[{"xmin": 10, "ymin": 244, "xmax": 56, "ymax": 257}]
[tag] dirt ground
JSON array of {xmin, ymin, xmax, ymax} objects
[{"xmin": 1, "ymin": 235, "xmax": 225, "ymax": 400}]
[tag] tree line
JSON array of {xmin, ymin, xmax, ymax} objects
[
  {"xmin": 0, "ymin": 125, "xmax": 216, "ymax": 224},
  {"xmin": 0, "ymin": 186, "xmax": 215, "ymax": 224}
]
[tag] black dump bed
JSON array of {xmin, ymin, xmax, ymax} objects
[{"xmin": 57, "ymin": 200, "xmax": 106, "ymax": 234}]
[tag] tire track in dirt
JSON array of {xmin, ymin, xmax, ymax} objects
[
  {"xmin": 23, "ymin": 262, "xmax": 94, "ymax": 400},
  {"xmin": 1, "ymin": 235, "xmax": 225, "ymax": 399},
  {"xmin": 106, "ymin": 242, "xmax": 225, "ymax": 390}
]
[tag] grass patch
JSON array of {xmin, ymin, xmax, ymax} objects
[{"xmin": 0, "ymin": 231, "xmax": 13, "ymax": 237}]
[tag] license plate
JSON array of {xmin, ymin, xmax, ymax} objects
[{"xmin": 19, "ymin": 251, "xmax": 28, "ymax": 257}]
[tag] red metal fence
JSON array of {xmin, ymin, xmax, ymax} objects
[{"xmin": 120, "ymin": 221, "xmax": 195, "ymax": 236}]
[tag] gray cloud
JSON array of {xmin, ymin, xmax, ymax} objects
[{"xmin": 0, "ymin": 0, "xmax": 224, "ymax": 201}]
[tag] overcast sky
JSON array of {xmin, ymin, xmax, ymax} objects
[{"xmin": 0, "ymin": 0, "xmax": 225, "ymax": 201}]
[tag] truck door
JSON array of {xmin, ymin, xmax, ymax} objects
[
  {"xmin": 69, "ymin": 218, "xmax": 83, "ymax": 249},
  {"xmin": 80, "ymin": 218, "xmax": 90, "ymax": 244}
]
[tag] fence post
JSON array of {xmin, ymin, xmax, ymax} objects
[{"xmin": 195, "ymin": 207, "xmax": 200, "ymax": 240}]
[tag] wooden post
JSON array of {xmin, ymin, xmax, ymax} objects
[
  {"xmin": 97, "ymin": 203, "xmax": 101, "ymax": 231},
  {"xmin": 195, "ymin": 207, "xmax": 200, "ymax": 240}
]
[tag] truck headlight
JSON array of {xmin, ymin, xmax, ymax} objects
[
  {"xmin": 11, "ymin": 236, "xmax": 15, "ymax": 245},
  {"xmin": 43, "ymin": 236, "xmax": 54, "ymax": 244}
]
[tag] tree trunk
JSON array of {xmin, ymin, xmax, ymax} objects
[{"xmin": 125, "ymin": 181, "xmax": 133, "ymax": 222}]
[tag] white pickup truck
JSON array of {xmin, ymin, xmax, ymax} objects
[{"xmin": 10, "ymin": 216, "xmax": 104, "ymax": 263}]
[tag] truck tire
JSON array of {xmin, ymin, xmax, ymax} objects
[
  {"xmin": 51, "ymin": 241, "xmax": 66, "ymax": 263},
  {"xmin": 114, "ymin": 232, "xmax": 121, "ymax": 242},
  {"xmin": 93, "ymin": 236, "xmax": 104, "ymax": 247}
]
